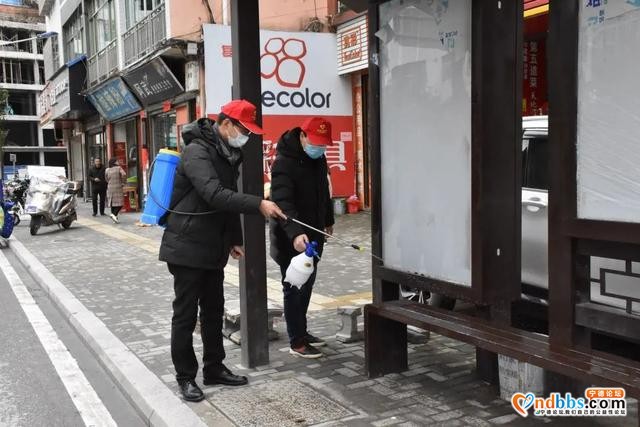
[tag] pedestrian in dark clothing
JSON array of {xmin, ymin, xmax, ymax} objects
[
  {"xmin": 88, "ymin": 158, "xmax": 106, "ymax": 216},
  {"xmin": 270, "ymin": 117, "xmax": 335, "ymax": 359},
  {"xmin": 159, "ymin": 99, "xmax": 285, "ymax": 402}
]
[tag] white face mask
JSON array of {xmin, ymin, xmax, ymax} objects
[{"xmin": 228, "ymin": 126, "xmax": 249, "ymax": 148}]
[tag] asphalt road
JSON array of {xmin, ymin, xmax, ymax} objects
[{"xmin": 0, "ymin": 246, "xmax": 145, "ymax": 427}]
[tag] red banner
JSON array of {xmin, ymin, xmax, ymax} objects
[
  {"xmin": 114, "ymin": 141, "xmax": 127, "ymax": 174},
  {"xmin": 262, "ymin": 115, "xmax": 355, "ymax": 197},
  {"xmin": 523, "ymin": 38, "xmax": 548, "ymax": 116}
]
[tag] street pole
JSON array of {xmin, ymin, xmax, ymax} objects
[{"xmin": 231, "ymin": 0, "xmax": 270, "ymax": 368}]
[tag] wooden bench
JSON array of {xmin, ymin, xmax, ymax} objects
[{"xmin": 365, "ymin": 300, "xmax": 640, "ymax": 398}]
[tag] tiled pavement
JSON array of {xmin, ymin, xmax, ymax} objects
[{"xmin": 11, "ymin": 202, "xmax": 637, "ymax": 426}]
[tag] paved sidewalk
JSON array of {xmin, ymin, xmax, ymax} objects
[{"xmin": 10, "ymin": 202, "xmax": 637, "ymax": 426}]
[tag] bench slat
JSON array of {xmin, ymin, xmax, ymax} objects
[
  {"xmin": 366, "ymin": 302, "xmax": 640, "ymax": 395},
  {"xmin": 386, "ymin": 300, "xmax": 640, "ymax": 374}
]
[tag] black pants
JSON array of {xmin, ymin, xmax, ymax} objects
[
  {"xmin": 168, "ymin": 264, "xmax": 225, "ymax": 382},
  {"xmin": 280, "ymin": 260, "xmax": 317, "ymax": 348},
  {"xmin": 92, "ymin": 188, "xmax": 106, "ymax": 215},
  {"xmin": 111, "ymin": 206, "xmax": 122, "ymax": 216}
]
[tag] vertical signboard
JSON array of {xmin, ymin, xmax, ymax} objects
[
  {"xmin": 204, "ymin": 25, "xmax": 355, "ymax": 197},
  {"xmin": 377, "ymin": 0, "xmax": 473, "ymax": 286},
  {"xmin": 523, "ymin": 38, "xmax": 548, "ymax": 116}
]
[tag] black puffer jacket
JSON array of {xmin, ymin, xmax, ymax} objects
[
  {"xmin": 159, "ymin": 118, "xmax": 262, "ymax": 270},
  {"xmin": 269, "ymin": 127, "xmax": 334, "ymax": 266}
]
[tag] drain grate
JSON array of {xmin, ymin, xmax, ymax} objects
[{"xmin": 209, "ymin": 378, "xmax": 353, "ymax": 426}]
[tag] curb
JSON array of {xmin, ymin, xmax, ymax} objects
[{"xmin": 9, "ymin": 236, "xmax": 207, "ymax": 427}]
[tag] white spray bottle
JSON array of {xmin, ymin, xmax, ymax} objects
[{"xmin": 285, "ymin": 241, "xmax": 319, "ymax": 288}]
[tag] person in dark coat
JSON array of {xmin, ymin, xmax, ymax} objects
[
  {"xmin": 159, "ymin": 99, "xmax": 285, "ymax": 402},
  {"xmin": 270, "ymin": 117, "xmax": 335, "ymax": 359},
  {"xmin": 88, "ymin": 158, "xmax": 106, "ymax": 216}
]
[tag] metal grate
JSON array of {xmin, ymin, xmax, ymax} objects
[{"xmin": 122, "ymin": 3, "xmax": 166, "ymax": 68}]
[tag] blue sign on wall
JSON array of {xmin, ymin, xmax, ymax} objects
[{"xmin": 86, "ymin": 77, "xmax": 141, "ymax": 121}]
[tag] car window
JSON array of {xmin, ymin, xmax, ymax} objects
[{"xmin": 522, "ymin": 136, "xmax": 548, "ymax": 190}]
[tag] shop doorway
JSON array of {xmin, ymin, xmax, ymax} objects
[{"xmin": 113, "ymin": 119, "xmax": 140, "ymax": 210}]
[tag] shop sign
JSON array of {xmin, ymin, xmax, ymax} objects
[
  {"xmin": 185, "ymin": 61, "xmax": 200, "ymax": 92},
  {"xmin": 87, "ymin": 77, "xmax": 141, "ymax": 122},
  {"xmin": 204, "ymin": 24, "xmax": 355, "ymax": 196},
  {"xmin": 123, "ymin": 58, "xmax": 184, "ymax": 107},
  {"xmin": 336, "ymin": 15, "xmax": 368, "ymax": 75},
  {"xmin": 39, "ymin": 69, "xmax": 71, "ymax": 122}
]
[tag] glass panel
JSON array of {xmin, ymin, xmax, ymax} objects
[
  {"xmin": 152, "ymin": 113, "xmax": 177, "ymax": 154},
  {"xmin": 378, "ymin": 0, "xmax": 472, "ymax": 286},
  {"xmin": 522, "ymin": 137, "xmax": 549, "ymax": 190},
  {"xmin": 577, "ymin": 1, "xmax": 640, "ymax": 222}
]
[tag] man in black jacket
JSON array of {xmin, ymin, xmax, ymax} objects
[
  {"xmin": 270, "ymin": 117, "xmax": 335, "ymax": 359},
  {"xmin": 159, "ymin": 99, "xmax": 285, "ymax": 402},
  {"xmin": 88, "ymin": 158, "xmax": 106, "ymax": 216}
]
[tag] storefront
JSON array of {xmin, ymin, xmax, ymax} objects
[
  {"xmin": 123, "ymin": 57, "xmax": 185, "ymax": 158},
  {"xmin": 204, "ymin": 24, "xmax": 357, "ymax": 198},
  {"xmin": 121, "ymin": 56, "xmax": 193, "ymax": 206},
  {"xmin": 337, "ymin": 13, "xmax": 370, "ymax": 208},
  {"xmin": 38, "ymin": 56, "xmax": 96, "ymax": 195},
  {"xmin": 86, "ymin": 76, "xmax": 142, "ymax": 207}
]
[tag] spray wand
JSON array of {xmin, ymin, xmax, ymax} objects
[{"xmin": 286, "ymin": 217, "xmax": 384, "ymax": 263}]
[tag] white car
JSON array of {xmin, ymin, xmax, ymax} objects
[{"xmin": 522, "ymin": 116, "xmax": 638, "ymax": 313}]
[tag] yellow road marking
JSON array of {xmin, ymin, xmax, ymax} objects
[{"xmin": 77, "ymin": 218, "xmax": 372, "ymax": 310}]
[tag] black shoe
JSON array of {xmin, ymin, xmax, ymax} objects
[
  {"xmin": 203, "ymin": 366, "xmax": 248, "ymax": 386},
  {"xmin": 289, "ymin": 343, "xmax": 323, "ymax": 359},
  {"xmin": 178, "ymin": 380, "xmax": 205, "ymax": 402},
  {"xmin": 305, "ymin": 334, "xmax": 326, "ymax": 347},
  {"xmin": 100, "ymin": 213, "xmax": 106, "ymax": 216},
  {"xmin": 92, "ymin": 213, "xmax": 97, "ymax": 217}
]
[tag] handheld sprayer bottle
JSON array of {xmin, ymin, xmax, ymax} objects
[{"xmin": 284, "ymin": 241, "xmax": 319, "ymax": 288}]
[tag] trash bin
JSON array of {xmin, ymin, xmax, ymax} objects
[
  {"xmin": 333, "ymin": 198, "xmax": 346, "ymax": 215},
  {"xmin": 347, "ymin": 195, "xmax": 360, "ymax": 214}
]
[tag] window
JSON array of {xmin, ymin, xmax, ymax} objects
[
  {"xmin": 124, "ymin": 0, "xmax": 163, "ymax": 31},
  {"xmin": 0, "ymin": 59, "xmax": 36, "ymax": 84},
  {"xmin": 87, "ymin": 0, "xmax": 116, "ymax": 55},
  {"xmin": 522, "ymin": 136, "xmax": 549, "ymax": 191},
  {"xmin": 64, "ymin": 8, "xmax": 85, "ymax": 61},
  {"xmin": 0, "ymin": 28, "xmax": 33, "ymax": 53}
]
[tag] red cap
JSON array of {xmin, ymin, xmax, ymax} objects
[
  {"xmin": 221, "ymin": 99, "xmax": 264, "ymax": 135},
  {"xmin": 301, "ymin": 117, "xmax": 333, "ymax": 146}
]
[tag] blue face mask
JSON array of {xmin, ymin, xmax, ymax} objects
[{"xmin": 304, "ymin": 144, "xmax": 326, "ymax": 159}]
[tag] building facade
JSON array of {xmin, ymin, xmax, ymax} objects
[
  {"xmin": 39, "ymin": 0, "xmax": 211, "ymax": 207},
  {"xmin": 0, "ymin": 0, "xmax": 63, "ymax": 178},
  {"xmin": 38, "ymin": 0, "xmax": 359, "ymax": 210}
]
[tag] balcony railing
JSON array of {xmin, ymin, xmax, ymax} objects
[
  {"xmin": 123, "ymin": 3, "xmax": 166, "ymax": 68},
  {"xmin": 87, "ymin": 40, "xmax": 118, "ymax": 87}
]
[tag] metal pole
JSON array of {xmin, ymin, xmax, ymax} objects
[{"xmin": 231, "ymin": 0, "xmax": 269, "ymax": 368}]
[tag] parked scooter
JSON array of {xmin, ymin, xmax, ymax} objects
[
  {"xmin": 4, "ymin": 176, "xmax": 30, "ymax": 225},
  {"xmin": 25, "ymin": 175, "xmax": 80, "ymax": 235}
]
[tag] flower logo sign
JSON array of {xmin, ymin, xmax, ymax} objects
[{"xmin": 261, "ymin": 38, "xmax": 307, "ymax": 88}]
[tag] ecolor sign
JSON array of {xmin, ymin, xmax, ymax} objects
[{"xmin": 203, "ymin": 25, "xmax": 351, "ymax": 116}]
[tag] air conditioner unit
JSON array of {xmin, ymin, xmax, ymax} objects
[{"xmin": 185, "ymin": 61, "xmax": 199, "ymax": 93}]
